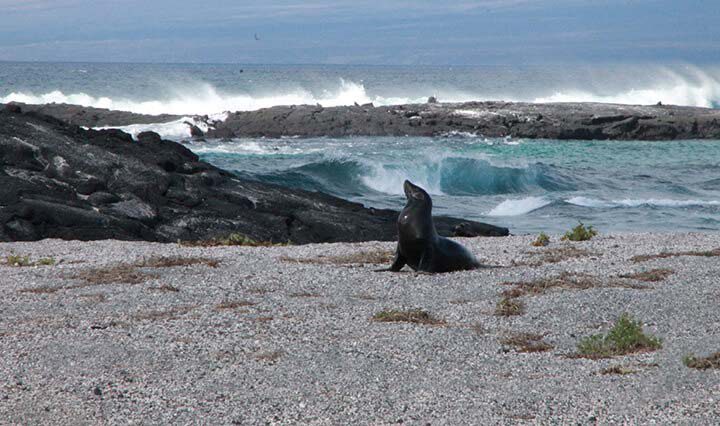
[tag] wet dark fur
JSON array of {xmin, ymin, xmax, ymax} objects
[{"xmin": 388, "ymin": 180, "xmax": 480, "ymax": 273}]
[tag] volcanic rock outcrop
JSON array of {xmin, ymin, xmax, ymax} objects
[
  {"xmin": 207, "ymin": 101, "xmax": 720, "ymax": 140},
  {"xmin": 17, "ymin": 101, "xmax": 720, "ymax": 141},
  {"xmin": 0, "ymin": 106, "xmax": 509, "ymax": 243}
]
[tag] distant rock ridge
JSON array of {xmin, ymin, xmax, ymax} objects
[
  {"xmin": 11, "ymin": 101, "xmax": 720, "ymax": 140},
  {"xmin": 0, "ymin": 105, "xmax": 509, "ymax": 243}
]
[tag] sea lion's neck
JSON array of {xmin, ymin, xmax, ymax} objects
[{"xmin": 398, "ymin": 204, "xmax": 437, "ymax": 242}]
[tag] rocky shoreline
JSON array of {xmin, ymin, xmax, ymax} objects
[
  {"xmin": 14, "ymin": 100, "xmax": 720, "ymax": 140},
  {"xmin": 5, "ymin": 99, "xmax": 720, "ymax": 243},
  {"xmin": 0, "ymin": 105, "xmax": 508, "ymax": 243}
]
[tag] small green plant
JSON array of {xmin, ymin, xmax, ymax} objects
[
  {"xmin": 372, "ymin": 309, "xmax": 445, "ymax": 325},
  {"xmin": 514, "ymin": 246, "xmax": 593, "ymax": 267},
  {"xmin": 135, "ymin": 256, "xmax": 219, "ymax": 268},
  {"xmin": 619, "ymin": 268, "xmax": 674, "ymax": 282},
  {"xmin": 5, "ymin": 255, "xmax": 55, "ymax": 267},
  {"xmin": 500, "ymin": 332, "xmax": 554, "ymax": 353},
  {"xmin": 148, "ymin": 284, "xmax": 180, "ymax": 293},
  {"xmin": 632, "ymin": 248, "xmax": 720, "ymax": 263},
  {"xmin": 531, "ymin": 232, "xmax": 550, "ymax": 247},
  {"xmin": 562, "ymin": 222, "xmax": 598, "ymax": 242},
  {"xmin": 254, "ymin": 350, "xmax": 284, "ymax": 363},
  {"xmin": 495, "ymin": 297, "xmax": 526, "ymax": 316},
  {"xmin": 599, "ymin": 365, "xmax": 636, "ymax": 375},
  {"xmin": 577, "ymin": 313, "xmax": 662, "ymax": 358},
  {"xmin": 683, "ymin": 352, "xmax": 720, "ymax": 370},
  {"xmin": 501, "ymin": 272, "xmax": 646, "ymax": 299},
  {"xmin": 220, "ymin": 233, "xmax": 261, "ymax": 246},
  {"xmin": 215, "ymin": 300, "xmax": 256, "ymax": 310},
  {"xmin": 181, "ymin": 233, "xmax": 288, "ymax": 247},
  {"xmin": 7, "ymin": 254, "xmax": 32, "ymax": 266}
]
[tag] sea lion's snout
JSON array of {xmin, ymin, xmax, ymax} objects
[
  {"xmin": 403, "ymin": 180, "xmax": 414, "ymax": 199},
  {"xmin": 403, "ymin": 180, "xmax": 423, "ymax": 200}
]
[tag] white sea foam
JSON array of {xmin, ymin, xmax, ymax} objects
[
  {"xmin": 0, "ymin": 79, "xmax": 423, "ymax": 116},
  {"xmin": 565, "ymin": 197, "xmax": 617, "ymax": 208},
  {"xmin": 503, "ymin": 136, "xmax": 522, "ymax": 146},
  {"xmin": 533, "ymin": 67, "xmax": 720, "ymax": 108},
  {"xmin": 4, "ymin": 66, "xmax": 719, "ymax": 120},
  {"xmin": 103, "ymin": 119, "xmax": 195, "ymax": 140},
  {"xmin": 440, "ymin": 130, "xmax": 480, "ymax": 138},
  {"xmin": 453, "ymin": 109, "xmax": 499, "ymax": 119},
  {"xmin": 487, "ymin": 197, "xmax": 552, "ymax": 216},
  {"xmin": 566, "ymin": 197, "xmax": 720, "ymax": 208},
  {"xmin": 93, "ymin": 112, "xmax": 228, "ymax": 140},
  {"xmin": 93, "ymin": 113, "xmax": 216, "ymax": 140},
  {"xmin": 360, "ymin": 162, "xmax": 445, "ymax": 195},
  {"xmin": 186, "ymin": 140, "xmax": 323, "ymax": 156},
  {"xmin": 358, "ymin": 149, "xmax": 504, "ymax": 196}
]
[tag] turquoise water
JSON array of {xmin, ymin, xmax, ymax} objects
[{"xmin": 189, "ymin": 136, "xmax": 720, "ymax": 234}]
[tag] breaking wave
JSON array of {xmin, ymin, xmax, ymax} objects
[
  {"xmin": 566, "ymin": 197, "xmax": 720, "ymax": 208},
  {"xmin": 0, "ymin": 79, "xmax": 422, "ymax": 116},
  {"xmin": 239, "ymin": 156, "xmax": 576, "ymax": 199},
  {"xmin": 95, "ymin": 113, "xmax": 228, "ymax": 140},
  {"xmin": 533, "ymin": 66, "xmax": 720, "ymax": 108},
  {"xmin": 487, "ymin": 197, "xmax": 552, "ymax": 216},
  {"xmin": 3, "ymin": 66, "xmax": 720, "ymax": 117}
]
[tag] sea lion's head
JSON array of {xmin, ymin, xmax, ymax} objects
[
  {"xmin": 399, "ymin": 180, "xmax": 435, "ymax": 240},
  {"xmin": 403, "ymin": 180, "xmax": 432, "ymax": 209}
]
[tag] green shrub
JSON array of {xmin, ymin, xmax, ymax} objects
[
  {"xmin": 577, "ymin": 313, "xmax": 661, "ymax": 358},
  {"xmin": 495, "ymin": 297, "xmax": 526, "ymax": 316},
  {"xmin": 683, "ymin": 353, "xmax": 720, "ymax": 370},
  {"xmin": 500, "ymin": 332, "xmax": 554, "ymax": 353},
  {"xmin": 181, "ymin": 233, "xmax": 288, "ymax": 247},
  {"xmin": 599, "ymin": 365, "xmax": 636, "ymax": 375},
  {"xmin": 220, "ymin": 233, "xmax": 261, "ymax": 246},
  {"xmin": 562, "ymin": 222, "xmax": 598, "ymax": 241},
  {"xmin": 372, "ymin": 309, "xmax": 445, "ymax": 325},
  {"xmin": 531, "ymin": 232, "xmax": 550, "ymax": 247},
  {"xmin": 618, "ymin": 268, "xmax": 673, "ymax": 282},
  {"xmin": 6, "ymin": 254, "xmax": 31, "ymax": 266},
  {"xmin": 5, "ymin": 255, "xmax": 55, "ymax": 267}
]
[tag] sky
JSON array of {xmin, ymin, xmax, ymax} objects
[{"xmin": 0, "ymin": 0, "xmax": 718, "ymax": 65}]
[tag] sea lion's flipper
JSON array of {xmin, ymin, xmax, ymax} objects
[
  {"xmin": 375, "ymin": 245, "xmax": 406, "ymax": 272},
  {"xmin": 389, "ymin": 245, "xmax": 407, "ymax": 272},
  {"xmin": 417, "ymin": 245, "xmax": 435, "ymax": 272}
]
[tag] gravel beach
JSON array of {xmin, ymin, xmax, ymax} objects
[{"xmin": 1, "ymin": 233, "xmax": 719, "ymax": 424}]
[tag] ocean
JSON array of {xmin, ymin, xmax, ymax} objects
[{"xmin": 3, "ymin": 61, "xmax": 720, "ymax": 234}]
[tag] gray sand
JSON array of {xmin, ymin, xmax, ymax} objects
[{"xmin": 1, "ymin": 233, "xmax": 719, "ymax": 424}]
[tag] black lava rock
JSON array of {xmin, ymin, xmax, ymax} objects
[{"xmin": 0, "ymin": 108, "xmax": 509, "ymax": 243}]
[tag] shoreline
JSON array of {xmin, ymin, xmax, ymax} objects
[
  {"xmin": 1, "ymin": 232, "xmax": 719, "ymax": 423},
  {"xmin": 11, "ymin": 100, "xmax": 720, "ymax": 140}
]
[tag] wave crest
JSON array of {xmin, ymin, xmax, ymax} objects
[
  {"xmin": 1, "ymin": 79, "xmax": 418, "ymax": 116},
  {"xmin": 487, "ymin": 197, "xmax": 552, "ymax": 216},
  {"xmin": 4, "ymin": 66, "xmax": 720, "ymax": 116},
  {"xmin": 566, "ymin": 196, "xmax": 720, "ymax": 208},
  {"xmin": 534, "ymin": 67, "xmax": 720, "ymax": 108},
  {"xmin": 240, "ymin": 155, "xmax": 576, "ymax": 198}
]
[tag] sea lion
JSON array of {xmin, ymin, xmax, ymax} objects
[{"xmin": 386, "ymin": 180, "xmax": 481, "ymax": 273}]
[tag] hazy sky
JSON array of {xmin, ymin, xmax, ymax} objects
[{"xmin": 0, "ymin": 0, "xmax": 717, "ymax": 64}]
